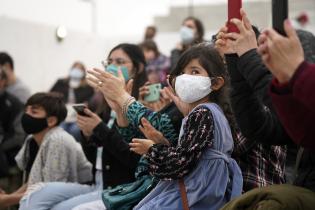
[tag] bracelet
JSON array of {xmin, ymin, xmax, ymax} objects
[{"xmin": 122, "ymin": 96, "xmax": 136, "ymax": 117}]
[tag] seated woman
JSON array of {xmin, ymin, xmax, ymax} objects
[
  {"xmin": 86, "ymin": 44, "xmax": 243, "ymax": 209},
  {"xmin": 18, "ymin": 44, "xmax": 182, "ymax": 210},
  {"xmin": 0, "ymin": 92, "xmax": 92, "ymax": 209}
]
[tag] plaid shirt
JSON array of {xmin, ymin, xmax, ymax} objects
[{"xmin": 232, "ymin": 132, "xmax": 287, "ymax": 192}]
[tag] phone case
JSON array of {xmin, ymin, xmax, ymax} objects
[
  {"xmin": 72, "ymin": 104, "xmax": 88, "ymax": 116},
  {"xmin": 144, "ymin": 83, "xmax": 162, "ymax": 102},
  {"xmin": 227, "ymin": 0, "xmax": 242, "ymax": 33},
  {"xmin": 272, "ymin": 0, "xmax": 288, "ymax": 36}
]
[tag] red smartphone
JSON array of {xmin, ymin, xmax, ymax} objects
[{"xmin": 227, "ymin": 0, "xmax": 242, "ymax": 33}]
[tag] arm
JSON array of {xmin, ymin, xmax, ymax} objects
[
  {"xmin": 226, "ymin": 54, "xmax": 290, "ymax": 146},
  {"xmin": 290, "ymin": 62, "xmax": 315, "ymax": 110},
  {"xmin": 0, "ymin": 184, "xmax": 27, "ymax": 208},
  {"xmin": 270, "ymin": 65, "xmax": 315, "ymax": 150},
  {"xmin": 91, "ymin": 123, "xmax": 141, "ymax": 170},
  {"xmin": 122, "ymin": 101, "xmax": 179, "ymax": 144},
  {"xmin": 145, "ymin": 106, "xmax": 214, "ymax": 180},
  {"xmin": 237, "ymin": 49, "xmax": 273, "ymax": 107}
]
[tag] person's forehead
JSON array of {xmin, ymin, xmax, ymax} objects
[{"xmin": 28, "ymin": 105, "xmax": 45, "ymax": 111}]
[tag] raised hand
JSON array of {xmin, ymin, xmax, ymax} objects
[
  {"xmin": 139, "ymin": 118, "xmax": 170, "ymax": 145},
  {"xmin": 257, "ymin": 20, "xmax": 304, "ymax": 84}
]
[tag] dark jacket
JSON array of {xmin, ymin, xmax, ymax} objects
[
  {"xmin": 226, "ymin": 50, "xmax": 315, "ymax": 192},
  {"xmin": 50, "ymin": 78, "xmax": 94, "ymax": 103},
  {"xmin": 226, "ymin": 51, "xmax": 292, "ymax": 146},
  {"xmin": 0, "ymin": 91, "xmax": 25, "ymax": 177},
  {"xmin": 82, "ymin": 123, "xmax": 141, "ymax": 189}
]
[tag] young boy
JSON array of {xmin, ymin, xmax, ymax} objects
[{"xmin": 0, "ymin": 92, "xmax": 92, "ymax": 208}]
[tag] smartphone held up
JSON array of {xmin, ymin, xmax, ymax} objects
[
  {"xmin": 272, "ymin": 0, "xmax": 288, "ymax": 36},
  {"xmin": 227, "ymin": 0, "xmax": 242, "ymax": 33}
]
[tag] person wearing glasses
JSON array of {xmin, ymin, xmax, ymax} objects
[{"xmin": 19, "ymin": 43, "xmax": 180, "ymax": 210}]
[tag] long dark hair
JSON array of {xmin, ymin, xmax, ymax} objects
[
  {"xmin": 170, "ymin": 43, "xmax": 237, "ymax": 138},
  {"xmin": 108, "ymin": 43, "xmax": 147, "ymax": 99}
]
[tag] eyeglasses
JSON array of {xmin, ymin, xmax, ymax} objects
[{"xmin": 102, "ymin": 58, "xmax": 132, "ymax": 68}]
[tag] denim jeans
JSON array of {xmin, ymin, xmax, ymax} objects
[{"xmin": 19, "ymin": 182, "xmax": 101, "ymax": 210}]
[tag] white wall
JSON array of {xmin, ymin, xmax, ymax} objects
[{"xmin": 0, "ymin": 16, "xmax": 110, "ymax": 93}]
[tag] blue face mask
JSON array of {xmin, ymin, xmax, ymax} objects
[{"xmin": 106, "ymin": 64, "xmax": 129, "ymax": 81}]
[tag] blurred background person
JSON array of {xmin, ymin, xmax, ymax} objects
[
  {"xmin": 143, "ymin": 25, "xmax": 157, "ymax": 41},
  {"xmin": 0, "ymin": 68, "xmax": 25, "ymax": 191},
  {"xmin": 0, "ymin": 52, "xmax": 31, "ymax": 104},
  {"xmin": 170, "ymin": 16, "xmax": 205, "ymax": 69},
  {"xmin": 139, "ymin": 40, "xmax": 170, "ymax": 85},
  {"xmin": 50, "ymin": 61, "xmax": 94, "ymax": 141},
  {"xmin": 50, "ymin": 61, "xmax": 94, "ymax": 104}
]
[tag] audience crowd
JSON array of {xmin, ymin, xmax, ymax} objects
[{"xmin": 1, "ymin": 5, "xmax": 315, "ymax": 210}]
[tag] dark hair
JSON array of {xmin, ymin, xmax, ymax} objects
[
  {"xmin": 0, "ymin": 52, "xmax": 14, "ymax": 70},
  {"xmin": 26, "ymin": 92, "xmax": 67, "ymax": 126},
  {"xmin": 139, "ymin": 40, "xmax": 160, "ymax": 57},
  {"xmin": 184, "ymin": 17, "xmax": 205, "ymax": 44},
  {"xmin": 108, "ymin": 43, "xmax": 147, "ymax": 99},
  {"xmin": 144, "ymin": 26, "xmax": 157, "ymax": 40},
  {"xmin": 170, "ymin": 44, "xmax": 237, "ymax": 138}
]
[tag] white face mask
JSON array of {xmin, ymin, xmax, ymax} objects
[
  {"xmin": 179, "ymin": 26, "xmax": 194, "ymax": 44},
  {"xmin": 69, "ymin": 79, "xmax": 81, "ymax": 89},
  {"xmin": 69, "ymin": 68, "xmax": 84, "ymax": 79},
  {"xmin": 175, "ymin": 74, "xmax": 212, "ymax": 104}
]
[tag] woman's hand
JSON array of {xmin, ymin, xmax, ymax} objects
[
  {"xmin": 139, "ymin": 118, "xmax": 170, "ymax": 145},
  {"xmin": 164, "ymin": 85, "xmax": 190, "ymax": 116},
  {"xmin": 215, "ymin": 25, "xmax": 236, "ymax": 55},
  {"xmin": 77, "ymin": 108, "xmax": 102, "ymax": 137},
  {"xmin": 258, "ymin": 20, "xmax": 304, "ymax": 84},
  {"xmin": 129, "ymin": 139, "xmax": 155, "ymax": 155},
  {"xmin": 223, "ymin": 9, "xmax": 258, "ymax": 57},
  {"xmin": 86, "ymin": 68, "xmax": 130, "ymax": 105}
]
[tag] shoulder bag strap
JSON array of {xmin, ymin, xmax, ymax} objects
[{"xmin": 179, "ymin": 179, "xmax": 190, "ymax": 210}]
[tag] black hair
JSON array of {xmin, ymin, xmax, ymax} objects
[
  {"xmin": 108, "ymin": 43, "xmax": 147, "ymax": 99},
  {"xmin": 26, "ymin": 92, "xmax": 67, "ymax": 126},
  {"xmin": 0, "ymin": 52, "xmax": 14, "ymax": 70},
  {"xmin": 184, "ymin": 17, "xmax": 205, "ymax": 44},
  {"xmin": 170, "ymin": 43, "xmax": 237, "ymax": 138}
]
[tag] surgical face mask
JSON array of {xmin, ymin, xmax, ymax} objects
[
  {"xmin": 21, "ymin": 113, "xmax": 48, "ymax": 134},
  {"xmin": 175, "ymin": 74, "xmax": 212, "ymax": 103},
  {"xmin": 180, "ymin": 26, "xmax": 194, "ymax": 44},
  {"xmin": 69, "ymin": 68, "xmax": 84, "ymax": 88},
  {"xmin": 106, "ymin": 64, "xmax": 129, "ymax": 81}
]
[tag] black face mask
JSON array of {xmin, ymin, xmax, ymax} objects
[{"xmin": 21, "ymin": 113, "xmax": 48, "ymax": 134}]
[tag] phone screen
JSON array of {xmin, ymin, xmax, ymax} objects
[{"xmin": 227, "ymin": 0, "xmax": 242, "ymax": 33}]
